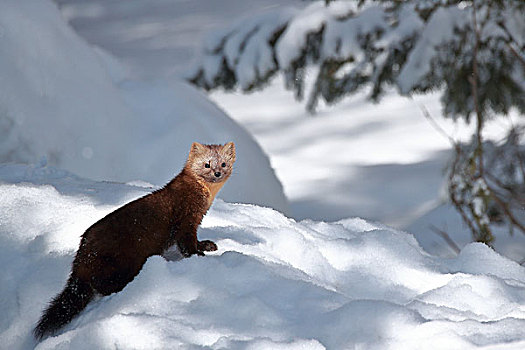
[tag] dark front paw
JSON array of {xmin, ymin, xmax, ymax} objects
[
  {"xmin": 198, "ymin": 240, "xmax": 218, "ymax": 252},
  {"xmin": 179, "ymin": 245, "xmax": 197, "ymax": 258},
  {"xmin": 180, "ymin": 246, "xmax": 206, "ymax": 258}
]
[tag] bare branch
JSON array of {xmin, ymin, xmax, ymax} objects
[
  {"xmin": 420, "ymin": 105, "xmax": 457, "ymax": 147},
  {"xmin": 430, "ymin": 225, "xmax": 461, "ymax": 254},
  {"xmin": 507, "ymin": 42, "xmax": 525, "ymax": 69}
]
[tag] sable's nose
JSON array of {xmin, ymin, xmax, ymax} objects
[{"xmin": 214, "ymin": 172, "xmax": 221, "ymax": 178}]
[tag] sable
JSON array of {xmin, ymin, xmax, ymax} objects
[{"xmin": 34, "ymin": 142, "xmax": 235, "ymax": 340}]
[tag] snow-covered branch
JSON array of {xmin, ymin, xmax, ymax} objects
[{"xmin": 188, "ymin": 0, "xmax": 525, "ymax": 118}]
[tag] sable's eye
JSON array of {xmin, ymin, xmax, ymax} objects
[
  {"xmin": 221, "ymin": 162, "xmax": 226, "ymax": 167},
  {"xmin": 205, "ymin": 163, "xmax": 210, "ymax": 168}
]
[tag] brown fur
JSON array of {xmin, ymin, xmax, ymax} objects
[{"xmin": 34, "ymin": 142, "xmax": 235, "ymax": 340}]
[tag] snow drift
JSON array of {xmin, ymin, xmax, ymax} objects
[
  {"xmin": 1, "ymin": 164, "xmax": 525, "ymax": 349},
  {"xmin": 0, "ymin": 0, "xmax": 288, "ymax": 213}
]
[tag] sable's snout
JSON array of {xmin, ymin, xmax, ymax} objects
[{"xmin": 214, "ymin": 172, "xmax": 221, "ymax": 178}]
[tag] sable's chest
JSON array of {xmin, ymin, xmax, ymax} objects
[{"xmin": 204, "ymin": 181, "xmax": 225, "ymax": 208}]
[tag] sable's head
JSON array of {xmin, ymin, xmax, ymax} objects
[{"xmin": 187, "ymin": 142, "xmax": 236, "ymax": 183}]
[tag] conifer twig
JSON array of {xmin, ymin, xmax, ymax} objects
[{"xmin": 486, "ymin": 184, "xmax": 525, "ymax": 235}]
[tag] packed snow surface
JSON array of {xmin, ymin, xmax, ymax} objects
[{"xmin": 1, "ymin": 164, "xmax": 525, "ymax": 350}]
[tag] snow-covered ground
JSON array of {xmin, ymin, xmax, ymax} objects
[
  {"xmin": 212, "ymin": 84, "xmax": 525, "ymax": 261},
  {"xmin": 1, "ymin": 0, "xmax": 525, "ymax": 349},
  {"xmin": 2, "ymin": 164, "xmax": 525, "ymax": 349}
]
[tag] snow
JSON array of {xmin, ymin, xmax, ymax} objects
[
  {"xmin": 0, "ymin": 0, "xmax": 288, "ymax": 214},
  {"xmin": 322, "ymin": 6, "xmax": 387, "ymax": 63},
  {"xmin": 504, "ymin": 6, "xmax": 525, "ymax": 47},
  {"xmin": 2, "ymin": 0, "xmax": 525, "ymax": 348},
  {"xmin": 397, "ymin": 6, "xmax": 468, "ymax": 94},
  {"xmin": 231, "ymin": 11, "xmax": 295, "ymax": 90},
  {"xmin": 56, "ymin": 0, "xmax": 302, "ymax": 80},
  {"xmin": 2, "ymin": 164, "xmax": 525, "ymax": 349},
  {"xmin": 376, "ymin": 4, "xmax": 424, "ymax": 50},
  {"xmin": 212, "ymin": 85, "xmax": 521, "ymax": 231},
  {"xmin": 409, "ymin": 203, "xmax": 525, "ymax": 263},
  {"xmin": 190, "ymin": 7, "xmax": 298, "ymax": 91},
  {"xmin": 275, "ymin": 2, "xmax": 352, "ymax": 69}
]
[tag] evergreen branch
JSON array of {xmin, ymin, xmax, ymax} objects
[
  {"xmin": 484, "ymin": 171, "xmax": 524, "ymax": 206},
  {"xmin": 507, "ymin": 43, "xmax": 525, "ymax": 69},
  {"xmin": 486, "ymin": 182, "xmax": 525, "ymax": 235}
]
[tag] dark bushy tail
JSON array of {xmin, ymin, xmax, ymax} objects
[{"xmin": 34, "ymin": 275, "xmax": 94, "ymax": 340}]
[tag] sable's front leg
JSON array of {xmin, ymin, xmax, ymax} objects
[{"xmin": 177, "ymin": 234, "xmax": 204, "ymax": 257}]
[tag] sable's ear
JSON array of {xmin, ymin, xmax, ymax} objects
[
  {"xmin": 223, "ymin": 142, "xmax": 236, "ymax": 160},
  {"xmin": 189, "ymin": 142, "xmax": 207, "ymax": 159}
]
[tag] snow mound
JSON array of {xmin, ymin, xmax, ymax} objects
[
  {"xmin": 1, "ymin": 164, "xmax": 525, "ymax": 349},
  {"xmin": 0, "ymin": 0, "xmax": 288, "ymax": 213}
]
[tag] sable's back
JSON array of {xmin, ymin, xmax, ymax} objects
[{"xmin": 77, "ymin": 191, "xmax": 169, "ymax": 255}]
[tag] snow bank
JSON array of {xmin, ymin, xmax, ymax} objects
[
  {"xmin": 0, "ymin": 0, "xmax": 288, "ymax": 213},
  {"xmin": 1, "ymin": 164, "xmax": 525, "ymax": 349}
]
